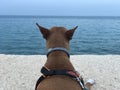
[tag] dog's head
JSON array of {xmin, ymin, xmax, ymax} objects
[{"xmin": 36, "ymin": 23, "xmax": 78, "ymax": 49}]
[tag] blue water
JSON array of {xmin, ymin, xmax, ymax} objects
[{"xmin": 0, "ymin": 16, "xmax": 120, "ymax": 55}]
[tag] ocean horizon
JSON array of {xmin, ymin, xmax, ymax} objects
[
  {"xmin": 0, "ymin": 15, "xmax": 120, "ymax": 55},
  {"xmin": 1, "ymin": 15, "xmax": 120, "ymax": 19}
]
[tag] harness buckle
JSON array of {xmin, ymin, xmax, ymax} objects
[{"xmin": 75, "ymin": 77, "xmax": 84, "ymax": 89}]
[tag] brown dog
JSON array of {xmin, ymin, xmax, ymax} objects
[{"xmin": 36, "ymin": 23, "xmax": 94, "ymax": 90}]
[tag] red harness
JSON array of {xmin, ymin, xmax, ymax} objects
[{"xmin": 35, "ymin": 66, "xmax": 86, "ymax": 90}]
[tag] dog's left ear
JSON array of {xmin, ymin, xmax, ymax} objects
[
  {"xmin": 36, "ymin": 23, "xmax": 50, "ymax": 39},
  {"xmin": 65, "ymin": 26, "xmax": 78, "ymax": 40}
]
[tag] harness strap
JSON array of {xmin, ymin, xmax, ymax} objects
[
  {"xmin": 35, "ymin": 76, "xmax": 45, "ymax": 90},
  {"xmin": 41, "ymin": 67, "xmax": 79, "ymax": 78},
  {"xmin": 35, "ymin": 67, "xmax": 87, "ymax": 90}
]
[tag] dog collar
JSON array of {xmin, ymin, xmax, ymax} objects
[{"xmin": 47, "ymin": 47, "xmax": 70, "ymax": 58}]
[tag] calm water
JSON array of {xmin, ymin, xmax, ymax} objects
[{"xmin": 0, "ymin": 16, "xmax": 120, "ymax": 55}]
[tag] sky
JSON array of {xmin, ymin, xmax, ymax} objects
[{"xmin": 0, "ymin": 0, "xmax": 120, "ymax": 16}]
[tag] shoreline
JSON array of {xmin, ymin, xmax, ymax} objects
[{"xmin": 0, "ymin": 54, "xmax": 120, "ymax": 90}]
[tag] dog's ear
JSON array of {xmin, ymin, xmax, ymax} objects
[
  {"xmin": 36, "ymin": 23, "xmax": 50, "ymax": 39},
  {"xmin": 65, "ymin": 26, "xmax": 78, "ymax": 40}
]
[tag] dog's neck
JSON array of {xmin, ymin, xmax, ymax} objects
[
  {"xmin": 47, "ymin": 47, "xmax": 70, "ymax": 57},
  {"xmin": 44, "ymin": 48, "xmax": 75, "ymax": 70}
]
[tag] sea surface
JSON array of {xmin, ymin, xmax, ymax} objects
[{"xmin": 0, "ymin": 16, "xmax": 120, "ymax": 55}]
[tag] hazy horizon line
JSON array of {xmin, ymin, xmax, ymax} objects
[{"xmin": 0, "ymin": 15, "xmax": 120, "ymax": 17}]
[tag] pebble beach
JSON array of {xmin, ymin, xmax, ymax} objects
[{"xmin": 0, "ymin": 54, "xmax": 120, "ymax": 90}]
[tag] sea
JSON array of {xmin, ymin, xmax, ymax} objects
[{"xmin": 0, "ymin": 15, "xmax": 120, "ymax": 55}]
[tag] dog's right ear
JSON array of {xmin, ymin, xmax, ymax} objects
[
  {"xmin": 36, "ymin": 23, "xmax": 50, "ymax": 39},
  {"xmin": 65, "ymin": 26, "xmax": 78, "ymax": 40}
]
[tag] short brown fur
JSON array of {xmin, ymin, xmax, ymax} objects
[{"xmin": 36, "ymin": 23, "xmax": 93, "ymax": 90}]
